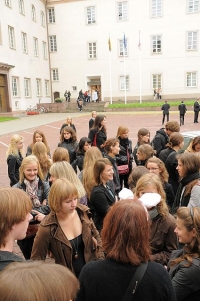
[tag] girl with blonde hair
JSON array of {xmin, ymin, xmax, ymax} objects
[
  {"xmin": 82, "ymin": 146, "xmax": 103, "ymax": 199},
  {"xmin": 6, "ymin": 134, "xmax": 24, "ymax": 186},
  {"xmin": 49, "ymin": 161, "xmax": 87, "ymax": 205},
  {"xmin": 32, "ymin": 142, "xmax": 52, "ymax": 181},
  {"xmin": 135, "ymin": 173, "xmax": 177, "ymax": 265},
  {"xmin": 14, "ymin": 155, "xmax": 50, "ymax": 260},
  {"xmin": 60, "ymin": 115, "xmax": 76, "ymax": 133},
  {"xmin": 26, "ymin": 130, "xmax": 50, "ymax": 157},
  {"xmin": 31, "ymin": 178, "xmax": 104, "ymax": 277}
]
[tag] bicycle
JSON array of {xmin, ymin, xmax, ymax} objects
[{"xmin": 38, "ymin": 106, "xmax": 48, "ymax": 113}]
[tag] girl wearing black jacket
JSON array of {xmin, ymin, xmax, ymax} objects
[
  {"xmin": 6, "ymin": 134, "xmax": 24, "ymax": 187},
  {"xmin": 116, "ymin": 126, "xmax": 133, "ymax": 189},
  {"xmin": 88, "ymin": 115, "xmax": 107, "ymax": 153},
  {"xmin": 58, "ymin": 126, "xmax": 78, "ymax": 172}
]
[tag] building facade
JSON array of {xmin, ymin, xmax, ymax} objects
[{"xmin": 0, "ymin": 0, "xmax": 200, "ymax": 112}]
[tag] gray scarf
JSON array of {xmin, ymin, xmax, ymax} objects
[{"xmin": 148, "ymin": 207, "xmax": 159, "ymax": 220}]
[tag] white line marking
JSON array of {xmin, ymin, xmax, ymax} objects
[
  {"xmin": 0, "ymin": 141, "xmax": 8, "ymax": 147},
  {"xmin": 24, "ymin": 131, "xmax": 34, "ymax": 134},
  {"xmin": 45, "ymin": 125, "xmax": 60, "ymax": 129}
]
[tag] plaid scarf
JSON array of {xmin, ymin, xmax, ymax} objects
[{"xmin": 24, "ymin": 177, "xmax": 40, "ymax": 207}]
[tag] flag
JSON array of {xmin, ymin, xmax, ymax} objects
[
  {"xmin": 138, "ymin": 30, "xmax": 141, "ymax": 50},
  {"xmin": 108, "ymin": 37, "xmax": 111, "ymax": 51},
  {"xmin": 123, "ymin": 33, "xmax": 126, "ymax": 49}
]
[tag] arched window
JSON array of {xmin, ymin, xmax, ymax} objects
[
  {"xmin": 19, "ymin": 0, "xmax": 25, "ymax": 15},
  {"xmin": 41, "ymin": 11, "xmax": 45, "ymax": 27},
  {"xmin": 31, "ymin": 4, "xmax": 36, "ymax": 21}
]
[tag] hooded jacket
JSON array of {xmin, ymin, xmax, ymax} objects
[
  {"xmin": 0, "ymin": 250, "xmax": 24, "ymax": 272},
  {"xmin": 31, "ymin": 204, "xmax": 104, "ymax": 274}
]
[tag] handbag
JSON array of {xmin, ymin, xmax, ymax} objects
[
  {"xmin": 117, "ymin": 164, "xmax": 129, "ymax": 175},
  {"xmin": 117, "ymin": 147, "xmax": 130, "ymax": 175},
  {"xmin": 121, "ymin": 262, "xmax": 148, "ymax": 301}
]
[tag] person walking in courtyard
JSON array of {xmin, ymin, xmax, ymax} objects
[
  {"xmin": 178, "ymin": 100, "xmax": 187, "ymax": 126},
  {"xmin": 194, "ymin": 98, "xmax": 200, "ymax": 123},
  {"xmin": 161, "ymin": 100, "xmax": 170, "ymax": 125}
]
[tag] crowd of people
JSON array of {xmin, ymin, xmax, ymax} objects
[{"xmin": 1, "ymin": 112, "xmax": 200, "ymax": 301}]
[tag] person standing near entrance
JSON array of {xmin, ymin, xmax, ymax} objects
[
  {"xmin": 194, "ymin": 98, "xmax": 200, "ymax": 123},
  {"xmin": 161, "ymin": 101, "xmax": 170, "ymax": 125},
  {"xmin": 64, "ymin": 90, "xmax": 68, "ymax": 102},
  {"xmin": 178, "ymin": 100, "xmax": 187, "ymax": 126}
]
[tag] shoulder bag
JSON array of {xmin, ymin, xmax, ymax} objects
[
  {"xmin": 121, "ymin": 262, "xmax": 148, "ymax": 301},
  {"xmin": 117, "ymin": 147, "xmax": 129, "ymax": 175}
]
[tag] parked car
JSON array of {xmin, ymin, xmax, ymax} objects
[{"xmin": 181, "ymin": 131, "xmax": 200, "ymax": 151}]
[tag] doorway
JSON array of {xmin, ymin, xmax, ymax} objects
[{"xmin": 0, "ymin": 75, "xmax": 7, "ymax": 112}]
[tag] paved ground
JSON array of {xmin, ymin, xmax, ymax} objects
[
  {"xmin": 0, "ymin": 109, "xmax": 198, "ymax": 188},
  {"xmin": 0, "ymin": 109, "xmax": 198, "ymax": 257}
]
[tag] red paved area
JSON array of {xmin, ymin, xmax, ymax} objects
[
  {"xmin": 0, "ymin": 110, "xmax": 198, "ymax": 188},
  {"xmin": 1, "ymin": 110, "xmax": 198, "ymax": 257}
]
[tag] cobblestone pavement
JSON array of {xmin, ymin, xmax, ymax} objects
[{"xmin": 0, "ymin": 110, "xmax": 198, "ymax": 258}]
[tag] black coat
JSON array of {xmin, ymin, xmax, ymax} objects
[
  {"xmin": 168, "ymin": 249, "xmax": 200, "ymax": 301},
  {"xmin": 194, "ymin": 101, "xmax": 200, "ymax": 112},
  {"xmin": 104, "ymin": 154, "xmax": 120, "ymax": 193},
  {"xmin": 88, "ymin": 128, "xmax": 107, "ymax": 153},
  {"xmin": 58, "ymin": 139, "xmax": 78, "ymax": 170},
  {"xmin": 90, "ymin": 184, "xmax": 115, "ymax": 231},
  {"xmin": 151, "ymin": 129, "xmax": 169, "ymax": 157},
  {"xmin": 165, "ymin": 151, "xmax": 179, "ymax": 195},
  {"xmin": 161, "ymin": 103, "xmax": 170, "ymax": 114},
  {"xmin": 77, "ymin": 259, "xmax": 176, "ymax": 301},
  {"xmin": 159, "ymin": 147, "xmax": 174, "ymax": 163},
  {"xmin": 178, "ymin": 103, "xmax": 187, "ymax": 115},
  {"xmin": 7, "ymin": 153, "xmax": 23, "ymax": 186}
]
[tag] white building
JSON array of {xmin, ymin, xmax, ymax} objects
[{"xmin": 0, "ymin": 0, "xmax": 200, "ymax": 112}]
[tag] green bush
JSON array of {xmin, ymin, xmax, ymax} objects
[
  {"xmin": 54, "ymin": 98, "xmax": 65, "ymax": 103},
  {"xmin": 108, "ymin": 100, "xmax": 195, "ymax": 108}
]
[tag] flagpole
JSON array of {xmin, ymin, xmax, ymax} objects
[
  {"xmin": 123, "ymin": 33, "xmax": 127, "ymax": 104},
  {"xmin": 109, "ymin": 50, "xmax": 112, "ymax": 104},
  {"xmin": 138, "ymin": 30, "xmax": 142, "ymax": 104},
  {"xmin": 108, "ymin": 35, "xmax": 112, "ymax": 104}
]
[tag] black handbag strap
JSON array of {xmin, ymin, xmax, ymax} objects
[{"xmin": 121, "ymin": 262, "xmax": 148, "ymax": 301}]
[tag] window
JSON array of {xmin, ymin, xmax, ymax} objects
[
  {"xmin": 48, "ymin": 8, "xmax": 55, "ymax": 23},
  {"xmin": 188, "ymin": 0, "xmax": 199, "ymax": 13},
  {"xmin": 120, "ymin": 75, "xmax": 129, "ymax": 90},
  {"xmin": 19, "ymin": 0, "xmax": 25, "ymax": 15},
  {"xmin": 45, "ymin": 80, "xmax": 49, "ymax": 96},
  {"xmin": 152, "ymin": 74, "xmax": 162, "ymax": 88},
  {"xmin": 151, "ymin": 0, "xmax": 162, "ymax": 17},
  {"xmin": 42, "ymin": 41, "xmax": 47, "ymax": 59},
  {"xmin": 72, "ymin": 86, "xmax": 77, "ymax": 91},
  {"xmin": 41, "ymin": 11, "xmax": 45, "ymax": 27},
  {"xmin": 152, "ymin": 35, "xmax": 162, "ymax": 53},
  {"xmin": 36, "ymin": 79, "xmax": 42, "ymax": 96},
  {"xmin": 12, "ymin": 77, "xmax": 19, "ymax": 96},
  {"xmin": 187, "ymin": 31, "xmax": 198, "ymax": 50},
  {"xmin": 118, "ymin": 2, "xmax": 128, "ymax": 21},
  {"xmin": 49, "ymin": 35, "xmax": 57, "ymax": 51},
  {"xmin": 22, "ymin": 32, "xmax": 27, "ymax": 53},
  {"xmin": 0, "ymin": 22, "xmax": 2, "ymax": 45},
  {"xmin": 88, "ymin": 42, "xmax": 97, "ymax": 59},
  {"xmin": 186, "ymin": 72, "xmax": 197, "ymax": 87},
  {"xmin": 8, "ymin": 26, "xmax": 15, "ymax": 49},
  {"xmin": 5, "ymin": 0, "xmax": 11, "ymax": 8},
  {"xmin": 33, "ymin": 37, "xmax": 39, "ymax": 56},
  {"xmin": 119, "ymin": 39, "xmax": 128, "ymax": 56},
  {"xmin": 24, "ymin": 78, "xmax": 31, "ymax": 97},
  {"xmin": 87, "ymin": 6, "xmax": 96, "ymax": 24},
  {"xmin": 31, "ymin": 5, "xmax": 36, "ymax": 21},
  {"xmin": 52, "ymin": 69, "xmax": 59, "ymax": 81}
]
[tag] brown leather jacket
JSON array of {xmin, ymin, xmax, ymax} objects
[
  {"xmin": 31, "ymin": 204, "xmax": 104, "ymax": 272},
  {"xmin": 150, "ymin": 213, "xmax": 178, "ymax": 266}
]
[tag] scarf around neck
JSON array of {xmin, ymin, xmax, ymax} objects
[
  {"xmin": 24, "ymin": 177, "xmax": 40, "ymax": 207},
  {"xmin": 172, "ymin": 172, "xmax": 200, "ymax": 214}
]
